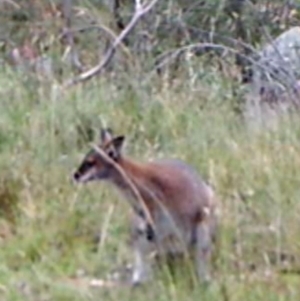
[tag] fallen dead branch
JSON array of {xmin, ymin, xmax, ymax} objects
[{"xmin": 63, "ymin": 0, "xmax": 160, "ymax": 88}]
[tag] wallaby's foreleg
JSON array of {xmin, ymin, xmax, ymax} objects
[{"xmin": 130, "ymin": 216, "xmax": 155, "ymax": 285}]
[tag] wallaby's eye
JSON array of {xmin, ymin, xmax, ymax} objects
[{"xmin": 108, "ymin": 150, "xmax": 115, "ymax": 158}]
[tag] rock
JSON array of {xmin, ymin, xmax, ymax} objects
[{"xmin": 244, "ymin": 27, "xmax": 300, "ymax": 129}]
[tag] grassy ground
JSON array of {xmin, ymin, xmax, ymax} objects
[{"xmin": 0, "ymin": 65, "xmax": 299, "ymax": 301}]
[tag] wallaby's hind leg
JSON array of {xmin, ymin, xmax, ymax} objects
[{"xmin": 194, "ymin": 221, "xmax": 212, "ymax": 283}]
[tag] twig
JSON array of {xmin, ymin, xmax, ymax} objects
[
  {"xmin": 62, "ymin": 0, "xmax": 83, "ymax": 72},
  {"xmin": 63, "ymin": 0, "xmax": 160, "ymax": 88},
  {"xmin": 91, "ymin": 144, "xmax": 155, "ymax": 230},
  {"xmin": 185, "ymin": 25, "xmax": 260, "ymax": 58}
]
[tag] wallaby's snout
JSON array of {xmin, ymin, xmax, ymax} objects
[{"xmin": 72, "ymin": 128, "xmax": 125, "ymax": 184}]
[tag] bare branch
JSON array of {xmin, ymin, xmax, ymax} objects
[
  {"xmin": 59, "ymin": 24, "xmax": 132, "ymax": 60},
  {"xmin": 63, "ymin": 0, "xmax": 160, "ymax": 88}
]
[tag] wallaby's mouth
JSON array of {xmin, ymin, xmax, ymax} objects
[
  {"xmin": 72, "ymin": 167, "xmax": 102, "ymax": 184},
  {"xmin": 72, "ymin": 171, "xmax": 91, "ymax": 183}
]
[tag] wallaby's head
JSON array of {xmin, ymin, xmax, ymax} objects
[{"xmin": 73, "ymin": 128, "xmax": 125, "ymax": 183}]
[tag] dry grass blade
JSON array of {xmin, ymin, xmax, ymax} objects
[{"xmin": 91, "ymin": 144, "xmax": 155, "ymax": 231}]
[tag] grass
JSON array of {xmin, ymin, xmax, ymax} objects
[{"xmin": 0, "ymin": 64, "xmax": 299, "ymax": 301}]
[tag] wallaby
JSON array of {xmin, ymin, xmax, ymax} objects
[{"xmin": 73, "ymin": 128, "xmax": 219, "ymax": 285}]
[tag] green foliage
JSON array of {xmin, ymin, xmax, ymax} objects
[{"xmin": 0, "ymin": 65, "xmax": 299, "ymax": 300}]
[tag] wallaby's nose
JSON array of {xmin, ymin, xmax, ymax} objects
[{"xmin": 73, "ymin": 171, "xmax": 80, "ymax": 182}]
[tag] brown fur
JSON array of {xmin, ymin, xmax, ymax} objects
[
  {"xmin": 73, "ymin": 129, "xmax": 219, "ymax": 285},
  {"xmin": 114, "ymin": 157, "xmax": 216, "ymax": 224}
]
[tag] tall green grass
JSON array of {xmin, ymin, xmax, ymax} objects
[{"xmin": 0, "ymin": 67, "xmax": 299, "ymax": 301}]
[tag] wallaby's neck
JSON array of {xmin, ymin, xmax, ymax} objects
[
  {"xmin": 111, "ymin": 156, "xmax": 155, "ymax": 212},
  {"xmin": 112, "ymin": 156, "xmax": 145, "ymax": 189}
]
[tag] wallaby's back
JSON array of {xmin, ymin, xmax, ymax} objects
[{"xmin": 120, "ymin": 158, "xmax": 217, "ymax": 222}]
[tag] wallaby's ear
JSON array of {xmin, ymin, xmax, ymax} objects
[
  {"xmin": 100, "ymin": 128, "xmax": 113, "ymax": 143},
  {"xmin": 112, "ymin": 136, "xmax": 125, "ymax": 156}
]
